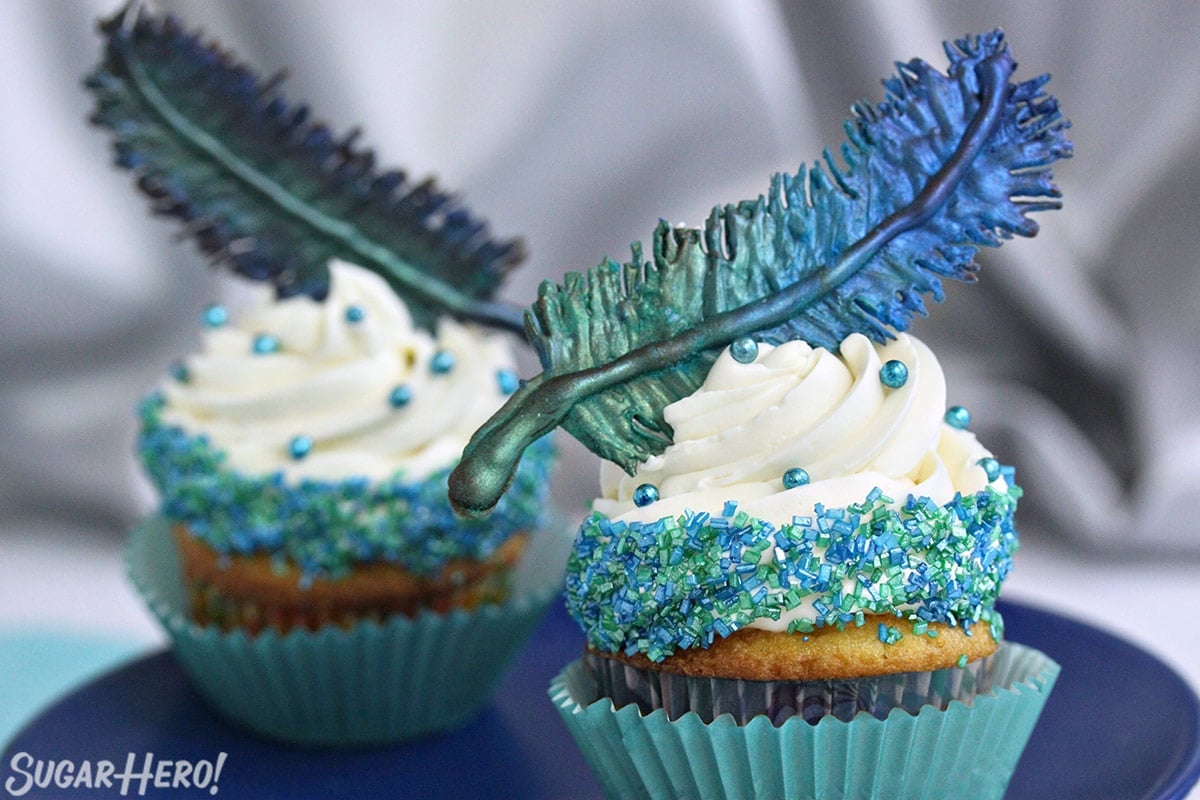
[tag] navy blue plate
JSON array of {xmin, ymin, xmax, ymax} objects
[{"xmin": 4, "ymin": 600, "xmax": 1199, "ymax": 799}]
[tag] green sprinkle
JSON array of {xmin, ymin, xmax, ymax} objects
[{"xmin": 878, "ymin": 623, "xmax": 902, "ymax": 645}]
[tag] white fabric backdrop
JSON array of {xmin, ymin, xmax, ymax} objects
[
  {"xmin": 4, "ymin": 1, "xmax": 1199, "ymax": 552},
  {"xmin": 1, "ymin": 3, "xmax": 1198, "ymax": 780}
]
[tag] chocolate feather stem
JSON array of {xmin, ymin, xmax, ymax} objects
[{"xmin": 449, "ymin": 51, "xmax": 1014, "ymax": 517}]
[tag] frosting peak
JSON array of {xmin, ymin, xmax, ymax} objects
[
  {"xmin": 597, "ymin": 333, "xmax": 997, "ymax": 524},
  {"xmin": 161, "ymin": 260, "xmax": 516, "ymax": 482}
]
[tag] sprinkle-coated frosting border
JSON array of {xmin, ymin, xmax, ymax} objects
[
  {"xmin": 566, "ymin": 472, "xmax": 1020, "ymax": 662},
  {"xmin": 137, "ymin": 394, "xmax": 554, "ymax": 580}
]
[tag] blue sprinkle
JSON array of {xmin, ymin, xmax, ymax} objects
[
  {"xmin": 563, "ymin": 467, "xmax": 1021, "ymax": 663},
  {"xmin": 879, "ymin": 359, "xmax": 909, "ymax": 388},
  {"xmin": 430, "ymin": 350, "xmax": 456, "ymax": 374},
  {"xmin": 344, "ymin": 304, "xmax": 365, "ymax": 324}
]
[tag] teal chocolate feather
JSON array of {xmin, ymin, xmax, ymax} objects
[
  {"xmin": 85, "ymin": 4, "xmax": 525, "ymax": 333},
  {"xmin": 450, "ymin": 30, "xmax": 1071, "ymax": 516}
]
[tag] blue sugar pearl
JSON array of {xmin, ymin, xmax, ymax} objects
[
  {"xmin": 289, "ymin": 435, "xmax": 313, "ymax": 460},
  {"xmin": 633, "ymin": 484, "xmax": 660, "ymax": 507},
  {"xmin": 730, "ymin": 337, "xmax": 759, "ymax": 364},
  {"xmin": 430, "ymin": 350, "xmax": 456, "ymax": 374},
  {"xmin": 252, "ymin": 333, "xmax": 280, "ymax": 354},
  {"xmin": 879, "ymin": 359, "xmax": 909, "ymax": 388},
  {"xmin": 496, "ymin": 369, "xmax": 520, "ymax": 395},
  {"xmin": 389, "ymin": 385, "xmax": 413, "ymax": 408},
  {"xmin": 202, "ymin": 304, "xmax": 228, "ymax": 328},
  {"xmin": 977, "ymin": 457, "xmax": 1001, "ymax": 482},
  {"xmin": 945, "ymin": 405, "xmax": 971, "ymax": 429},
  {"xmin": 782, "ymin": 467, "xmax": 810, "ymax": 489},
  {"xmin": 344, "ymin": 304, "xmax": 365, "ymax": 324},
  {"xmin": 168, "ymin": 359, "xmax": 190, "ymax": 383}
]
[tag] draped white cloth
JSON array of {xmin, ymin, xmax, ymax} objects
[
  {"xmin": 2, "ymin": 1, "xmax": 1198, "ymax": 554},
  {"xmin": 1, "ymin": 5, "xmax": 1198, "ymax": 775}
]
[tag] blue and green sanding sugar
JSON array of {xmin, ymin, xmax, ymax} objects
[
  {"xmin": 137, "ymin": 393, "xmax": 554, "ymax": 580},
  {"xmin": 566, "ymin": 477, "xmax": 1020, "ymax": 662}
]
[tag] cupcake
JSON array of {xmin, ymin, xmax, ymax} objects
[
  {"xmin": 572, "ymin": 331, "xmax": 1019, "ymax": 717},
  {"xmin": 126, "ymin": 261, "xmax": 557, "ymax": 745},
  {"xmin": 450, "ymin": 30, "xmax": 1069, "ymax": 799},
  {"xmin": 551, "ymin": 333, "xmax": 1058, "ymax": 799},
  {"xmin": 87, "ymin": 7, "xmax": 558, "ymax": 744}
]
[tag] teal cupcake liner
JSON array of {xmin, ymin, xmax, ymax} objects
[
  {"xmin": 550, "ymin": 643, "xmax": 1059, "ymax": 800},
  {"xmin": 128, "ymin": 516, "xmax": 569, "ymax": 746}
]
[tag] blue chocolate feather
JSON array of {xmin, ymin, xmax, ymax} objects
[{"xmin": 85, "ymin": 3, "xmax": 525, "ymax": 333}]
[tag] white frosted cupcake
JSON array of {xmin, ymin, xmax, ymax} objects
[
  {"xmin": 130, "ymin": 261, "xmax": 557, "ymax": 744},
  {"xmin": 85, "ymin": 3, "xmax": 560, "ymax": 745},
  {"xmin": 551, "ymin": 333, "xmax": 1057, "ymax": 798},
  {"xmin": 447, "ymin": 28, "xmax": 1070, "ymax": 799}
]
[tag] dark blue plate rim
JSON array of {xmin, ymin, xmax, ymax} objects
[{"xmin": 999, "ymin": 598, "xmax": 1200, "ymax": 800}]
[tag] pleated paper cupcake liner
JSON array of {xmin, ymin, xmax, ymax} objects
[
  {"xmin": 584, "ymin": 650, "xmax": 996, "ymax": 725},
  {"xmin": 551, "ymin": 643, "xmax": 1059, "ymax": 800},
  {"xmin": 128, "ymin": 516, "xmax": 569, "ymax": 746}
]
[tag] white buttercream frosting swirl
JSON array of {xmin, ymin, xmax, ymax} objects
[
  {"xmin": 595, "ymin": 332, "xmax": 999, "ymax": 525},
  {"xmin": 161, "ymin": 260, "xmax": 516, "ymax": 482}
]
